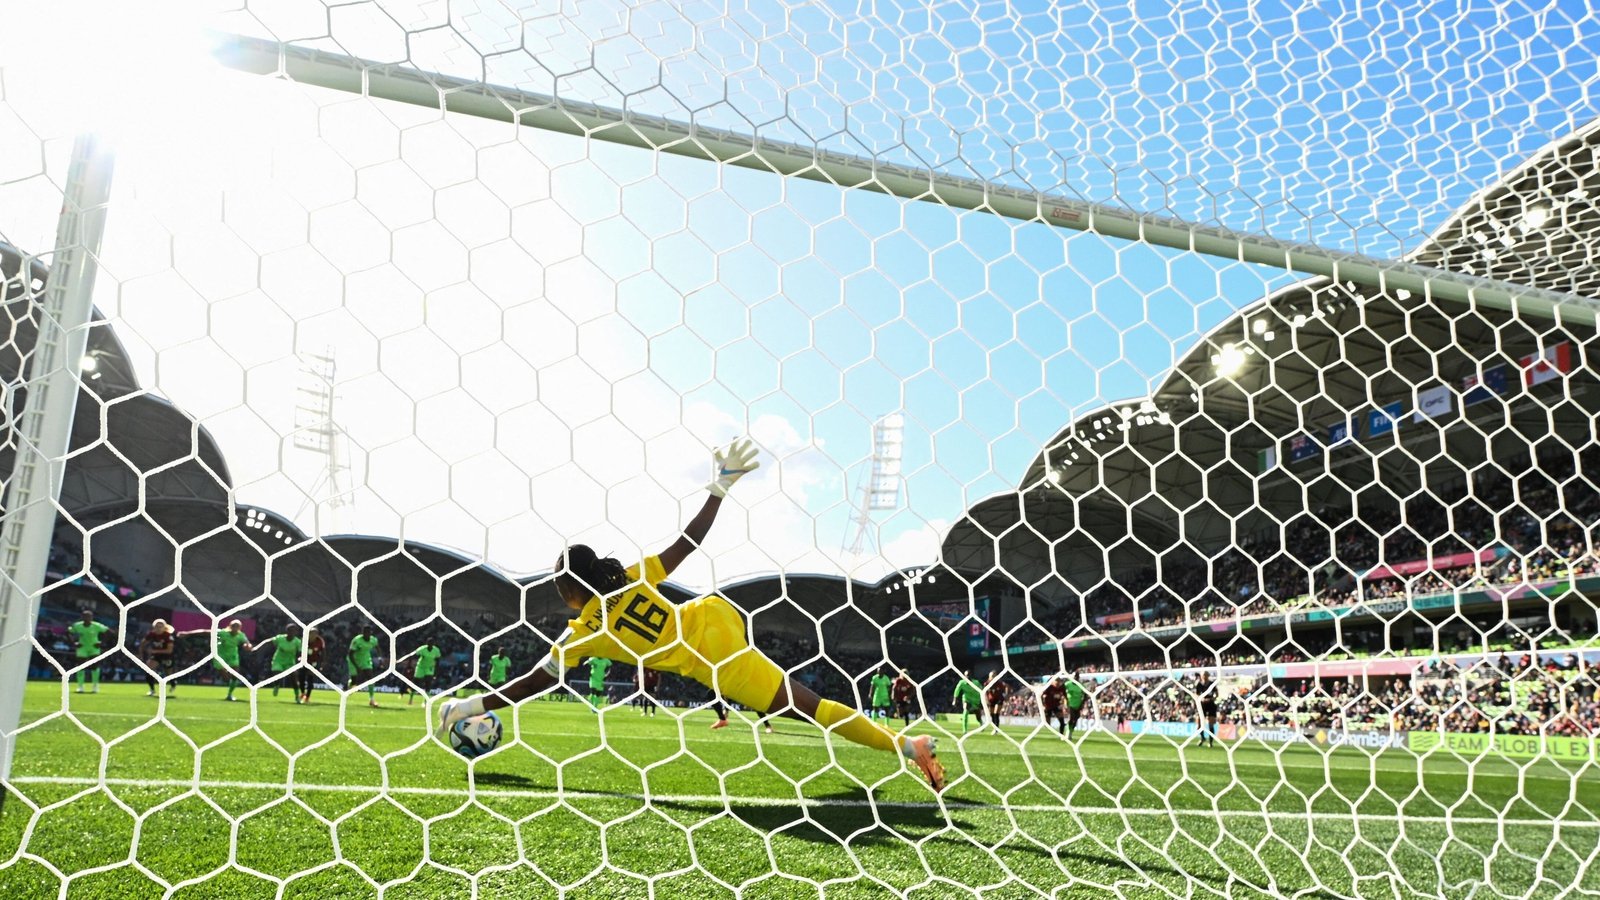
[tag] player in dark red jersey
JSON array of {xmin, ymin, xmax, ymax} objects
[
  {"xmin": 1040, "ymin": 675, "xmax": 1067, "ymax": 737},
  {"xmin": 299, "ymin": 627, "xmax": 326, "ymax": 704},
  {"xmin": 137, "ymin": 619, "xmax": 176, "ymax": 697},
  {"xmin": 891, "ymin": 669, "xmax": 916, "ymax": 728},
  {"xmin": 636, "ymin": 666, "xmax": 661, "ymax": 717},
  {"xmin": 1196, "ymin": 674, "xmax": 1219, "ymax": 748},
  {"xmin": 984, "ymin": 676, "xmax": 1009, "ymax": 734}
]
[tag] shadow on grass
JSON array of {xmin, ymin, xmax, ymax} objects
[
  {"xmin": 469, "ymin": 771, "xmax": 545, "ymax": 789},
  {"xmin": 636, "ymin": 789, "xmax": 1202, "ymax": 882},
  {"xmin": 452, "ymin": 773, "xmax": 1357, "ymax": 898}
]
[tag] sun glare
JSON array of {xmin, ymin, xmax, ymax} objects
[{"xmin": 0, "ymin": 1, "xmax": 226, "ymax": 156}]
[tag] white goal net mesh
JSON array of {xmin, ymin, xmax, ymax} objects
[{"xmin": 1, "ymin": 1, "xmax": 1598, "ymax": 898}]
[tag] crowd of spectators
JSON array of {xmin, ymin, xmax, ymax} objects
[
  {"xmin": 981, "ymin": 653, "xmax": 1600, "ymax": 739},
  {"xmin": 1029, "ymin": 448, "xmax": 1600, "ymax": 646}
]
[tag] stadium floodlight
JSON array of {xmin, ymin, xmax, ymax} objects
[
  {"xmin": 1519, "ymin": 205, "xmax": 1551, "ymax": 230},
  {"xmin": 845, "ymin": 414, "xmax": 906, "ymax": 558},
  {"xmin": 1213, "ymin": 343, "xmax": 1249, "ymax": 379}
]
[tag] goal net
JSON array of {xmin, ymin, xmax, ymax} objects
[{"xmin": 1, "ymin": 1, "xmax": 1598, "ymax": 897}]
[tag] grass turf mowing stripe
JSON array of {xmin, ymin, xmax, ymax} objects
[{"xmin": 10, "ymin": 775, "xmax": 1599, "ymax": 829}]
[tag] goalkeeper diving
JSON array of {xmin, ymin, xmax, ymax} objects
[{"xmin": 439, "ymin": 439, "xmax": 946, "ymax": 791}]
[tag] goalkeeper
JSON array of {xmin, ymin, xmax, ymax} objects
[{"xmin": 440, "ymin": 439, "xmax": 945, "ymax": 792}]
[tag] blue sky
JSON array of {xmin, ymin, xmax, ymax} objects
[{"xmin": 3, "ymin": 0, "xmax": 1596, "ymax": 587}]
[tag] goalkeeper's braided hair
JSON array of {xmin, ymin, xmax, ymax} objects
[{"xmin": 560, "ymin": 544, "xmax": 629, "ymax": 598}]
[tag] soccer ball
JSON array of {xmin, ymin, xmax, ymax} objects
[{"xmin": 448, "ymin": 711, "xmax": 503, "ymax": 759}]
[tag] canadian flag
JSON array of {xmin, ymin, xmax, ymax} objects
[{"xmin": 1520, "ymin": 341, "xmax": 1573, "ymax": 386}]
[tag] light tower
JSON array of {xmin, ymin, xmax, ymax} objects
[
  {"xmin": 292, "ymin": 349, "xmax": 352, "ymax": 530},
  {"xmin": 844, "ymin": 413, "xmax": 905, "ymax": 558}
]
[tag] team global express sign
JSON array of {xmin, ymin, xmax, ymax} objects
[{"xmin": 1409, "ymin": 731, "xmax": 1597, "ymax": 762}]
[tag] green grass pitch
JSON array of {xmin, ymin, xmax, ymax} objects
[{"xmin": 1, "ymin": 683, "xmax": 1596, "ymax": 899}]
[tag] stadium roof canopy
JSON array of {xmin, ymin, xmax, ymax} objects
[
  {"xmin": 0, "ymin": 247, "xmax": 233, "ymax": 532},
  {"xmin": 941, "ymin": 119, "xmax": 1600, "ymax": 598}
]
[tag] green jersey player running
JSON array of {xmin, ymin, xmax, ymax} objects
[{"xmin": 952, "ymin": 672, "xmax": 984, "ymax": 734}]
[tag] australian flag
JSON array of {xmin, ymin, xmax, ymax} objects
[{"xmin": 1289, "ymin": 433, "xmax": 1320, "ymax": 462}]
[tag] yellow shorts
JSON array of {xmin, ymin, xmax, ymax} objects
[{"xmin": 660, "ymin": 595, "xmax": 786, "ymax": 713}]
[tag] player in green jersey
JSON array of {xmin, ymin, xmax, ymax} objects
[
  {"xmin": 585, "ymin": 656, "xmax": 611, "ymax": 707},
  {"xmin": 347, "ymin": 625, "xmax": 381, "ymax": 707},
  {"xmin": 1064, "ymin": 672, "xmax": 1088, "ymax": 740},
  {"xmin": 952, "ymin": 672, "xmax": 985, "ymax": 734},
  {"xmin": 67, "ymin": 609, "xmax": 111, "ymax": 694},
  {"xmin": 487, "ymin": 648, "xmax": 512, "ymax": 690},
  {"xmin": 252, "ymin": 625, "xmax": 303, "ymax": 701},
  {"xmin": 870, "ymin": 668, "xmax": 894, "ymax": 721},
  {"xmin": 400, "ymin": 641, "xmax": 444, "ymax": 706},
  {"xmin": 180, "ymin": 620, "xmax": 253, "ymax": 701}
]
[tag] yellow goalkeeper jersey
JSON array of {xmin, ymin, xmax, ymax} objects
[
  {"xmin": 553, "ymin": 555, "xmax": 785, "ymax": 711},
  {"xmin": 557, "ymin": 556, "xmax": 683, "ymax": 669}
]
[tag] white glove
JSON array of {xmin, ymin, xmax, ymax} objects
[{"xmin": 708, "ymin": 439, "xmax": 760, "ymax": 498}]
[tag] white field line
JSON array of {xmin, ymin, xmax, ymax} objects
[
  {"xmin": 23, "ymin": 709, "xmax": 1590, "ymax": 783},
  {"xmin": 9, "ymin": 775, "xmax": 1599, "ymax": 831}
]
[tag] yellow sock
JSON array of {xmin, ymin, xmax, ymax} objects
[{"xmin": 814, "ymin": 699, "xmax": 901, "ymax": 754}]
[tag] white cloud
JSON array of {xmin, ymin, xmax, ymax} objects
[{"xmin": 877, "ymin": 517, "xmax": 950, "ymax": 572}]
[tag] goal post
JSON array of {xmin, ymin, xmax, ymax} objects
[
  {"xmin": 0, "ymin": 134, "xmax": 115, "ymax": 785},
  {"xmin": 212, "ymin": 32, "xmax": 1600, "ymax": 327}
]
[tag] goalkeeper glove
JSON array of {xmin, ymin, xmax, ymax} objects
[{"xmin": 708, "ymin": 438, "xmax": 760, "ymax": 498}]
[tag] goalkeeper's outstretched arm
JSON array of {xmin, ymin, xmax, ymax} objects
[{"xmin": 659, "ymin": 437, "xmax": 758, "ymax": 576}]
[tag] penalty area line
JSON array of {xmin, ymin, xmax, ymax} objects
[{"xmin": 8, "ymin": 775, "xmax": 1599, "ymax": 830}]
